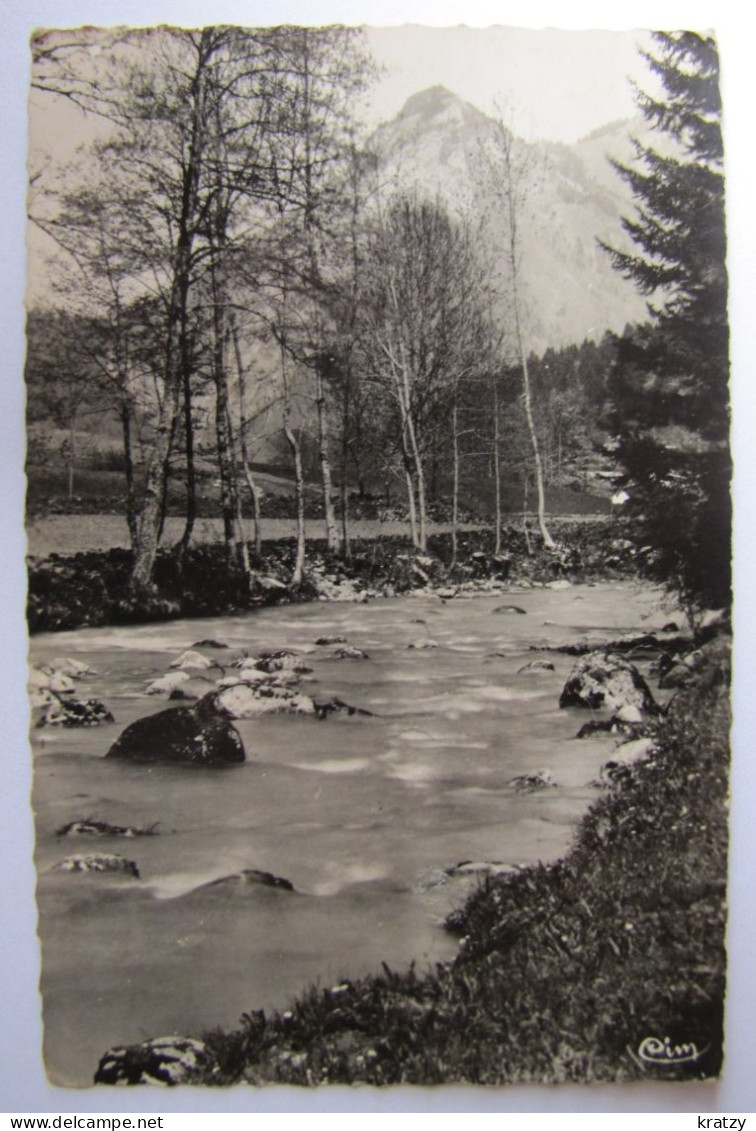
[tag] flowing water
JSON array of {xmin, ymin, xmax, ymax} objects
[{"xmin": 29, "ymin": 580, "xmax": 674, "ymax": 1086}]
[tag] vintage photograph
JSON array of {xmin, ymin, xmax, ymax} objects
[{"xmin": 24, "ymin": 20, "xmax": 731, "ymax": 1089}]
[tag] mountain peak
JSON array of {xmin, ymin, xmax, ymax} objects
[
  {"xmin": 371, "ymin": 92, "xmax": 649, "ymax": 350},
  {"xmin": 399, "ymin": 85, "xmax": 464, "ymax": 120}
]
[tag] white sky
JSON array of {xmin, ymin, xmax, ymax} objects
[
  {"xmin": 28, "ymin": 25, "xmax": 655, "ymax": 166},
  {"xmin": 363, "ymin": 26, "xmax": 655, "ymax": 142}
]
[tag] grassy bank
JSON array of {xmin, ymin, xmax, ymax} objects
[
  {"xmin": 26, "ymin": 460, "xmax": 612, "ymax": 523},
  {"xmin": 27, "ymin": 519, "xmax": 638, "ymax": 634},
  {"xmin": 189, "ymin": 638, "xmax": 729, "ymax": 1086}
]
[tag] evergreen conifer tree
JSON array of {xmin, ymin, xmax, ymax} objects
[{"xmin": 603, "ymin": 31, "xmax": 730, "ymax": 612}]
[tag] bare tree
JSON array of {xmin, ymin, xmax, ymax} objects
[
  {"xmin": 358, "ymin": 194, "xmax": 494, "ymax": 551},
  {"xmin": 485, "ymin": 118, "xmax": 556, "ymax": 549}
]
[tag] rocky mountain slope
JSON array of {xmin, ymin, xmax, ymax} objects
[{"xmin": 370, "ymin": 86, "xmax": 652, "ymax": 352}]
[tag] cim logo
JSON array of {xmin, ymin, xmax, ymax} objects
[{"xmin": 637, "ymin": 1035, "xmax": 708, "ymax": 1066}]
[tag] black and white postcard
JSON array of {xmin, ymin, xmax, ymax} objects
[{"xmin": 5, "ymin": 0, "xmax": 754, "ymax": 1111}]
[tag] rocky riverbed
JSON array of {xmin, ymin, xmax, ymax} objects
[{"xmin": 30, "ymin": 578, "xmax": 681, "ymax": 1085}]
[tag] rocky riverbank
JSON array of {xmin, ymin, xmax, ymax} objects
[
  {"xmin": 27, "ymin": 519, "xmax": 639, "ymax": 634},
  {"xmin": 92, "ymin": 630, "xmax": 730, "ymax": 1086}
]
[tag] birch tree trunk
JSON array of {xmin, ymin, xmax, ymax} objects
[
  {"xmin": 224, "ymin": 399, "xmax": 251, "ymax": 577},
  {"xmin": 315, "ymin": 364, "xmax": 340, "ymax": 552},
  {"xmin": 451, "ymin": 398, "xmax": 460, "ymax": 568},
  {"xmin": 495, "ymin": 119, "xmax": 555, "ymax": 551},
  {"xmin": 279, "ymin": 326, "xmax": 306, "ymax": 589},
  {"xmin": 492, "ymin": 373, "xmax": 502, "ymax": 555},
  {"xmin": 210, "ymin": 257, "xmax": 239, "ymax": 563},
  {"xmin": 395, "ymin": 333, "xmax": 427, "ymax": 550},
  {"xmin": 339, "ymin": 367, "xmax": 351, "ymax": 559},
  {"xmin": 176, "ymin": 328, "xmax": 197, "ymax": 561},
  {"xmin": 231, "ymin": 319, "xmax": 262, "ymax": 556},
  {"xmin": 120, "ymin": 399, "xmax": 138, "ymax": 552},
  {"xmin": 402, "ymin": 447, "xmax": 419, "ymax": 548},
  {"xmin": 131, "ymin": 374, "xmax": 182, "ymax": 591},
  {"xmin": 67, "ymin": 417, "xmax": 76, "ymax": 500}
]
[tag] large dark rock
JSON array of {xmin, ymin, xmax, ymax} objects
[
  {"xmin": 105, "ymin": 702, "xmax": 245, "ymax": 766},
  {"xmin": 559, "ymin": 652, "xmax": 656, "ymax": 716},
  {"xmin": 94, "ymin": 1036, "xmax": 215, "ymax": 1086}
]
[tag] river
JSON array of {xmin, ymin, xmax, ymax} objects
[{"xmin": 29, "ymin": 580, "xmax": 673, "ymax": 1086}]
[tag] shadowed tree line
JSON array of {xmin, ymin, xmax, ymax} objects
[{"xmin": 27, "ymin": 27, "xmax": 729, "ymax": 615}]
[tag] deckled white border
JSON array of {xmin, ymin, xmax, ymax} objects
[{"xmin": 2, "ymin": 0, "xmax": 754, "ymax": 1114}]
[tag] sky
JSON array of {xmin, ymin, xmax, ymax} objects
[
  {"xmin": 28, "ymin": 24, "xmax": 656, "ymax": 164},
  {"xmin": 363, "ymin": 26, "xmax": 655, "ymax": 143}
]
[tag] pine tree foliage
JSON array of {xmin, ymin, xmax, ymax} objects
[{"xmin": 603, "ymin": 31, "xmax": 730, "ymax": 611}]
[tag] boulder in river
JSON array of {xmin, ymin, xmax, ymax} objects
[
  {"xmin": 446, "ymin": 860, "xmax": 524, "ymax": 878},
  {"xmin": 169, "ymin": 649, "xmax": 215, "ymax": 672},
  {"xmin": 517, "ymin": 659, "xmax": 555, "ymax": 674},
  {"xmin": 575, "ymin": 716, "xmax": 647, "ymax": 740},
  {"xmin": 106, "ymin": 702, "xmax": 245, "ymax": 765},
  {"xmin": 592, "ymin": 739, "xmax": 658, "ymax": 787},
  {"xmin": 559, "ymin": 652, "xmax": 656, "ymax": 715},
  {"xmin": 313, "ymin": 697, "xmax": 374, "ymax": 720},
  {"xmin": 509, "ymin": 769, "xmax": 556, "ymax": 793},
  {"xmin": 218, "ymin": 668, "xmax": 300, "ymax": 689},
  {"xmin": 168, "ymin": 677, "xmax": 215, "ymax": 701},
  {"xmin": 197, "ymin": 868, "xmax": 295, "ymax": 893},
  {"xmin": 50, "ymin": 656, "xmax": 96, "ymax": 677},
  {"xmin": 145, "ymin": 670, "xmax": 192, "ymax": 695},
  {"xmin": 493, "ymin": 604, "xmax": 527, "ymax": 615},
  {"xmin": 29, "ymin": 688, "xmax": 56, "ymax": 709},
  {"xmin": 315, "ymin": 635, "xmax": 347, "ymax": 646},
  {"xmin": 211, "ymin": 683, "xmax": 317, "ymax": 718},
  {"xmin": 330, "ymin": 645, "xmax": 370, "ymax": 661},
  {"xmin": 56, "ymin": 819, "xmax": 158, "ymax": 838},
  {"xmin": 255, "ymin": 650, "xmax": 313, "ymax": 674},
  {"xmin": 53, "ymin": 853, "xmax": 140, "ymax": 877},
  {"xmin": 28, "ymin": 666, "xmax": 76, "ymax": 695},
  {"xmin": 192, "ymin": 639, "xmax": 229, "ymax": 649},
  {"xmin": 38, "ymin": 697, "xmax": 114, "ymax": 728},
  {"xmin": 210, "ymin": 683, "xmax": 369, "ymax": 721},
  {"xmin": 94, "ymin": 1035, "xmax": 215, "ymax": 1086},
  {"xmin": 658, "ymin": 648, "xmax": 705, "ymax": 690}
]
